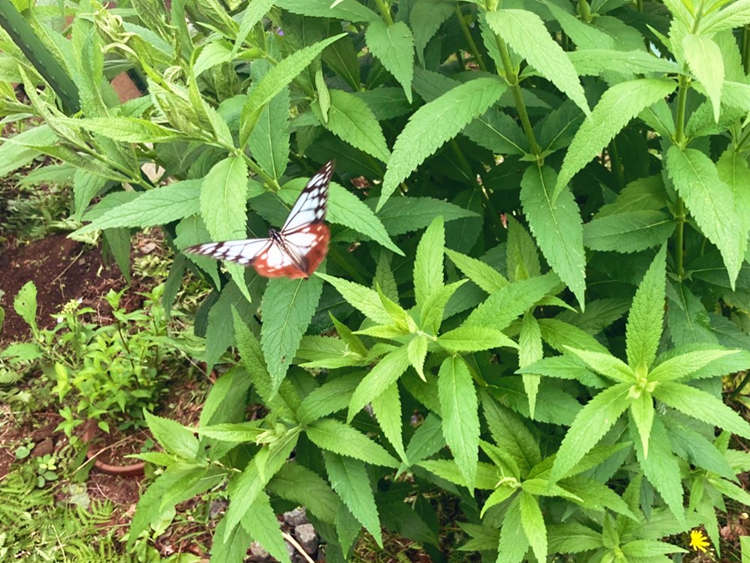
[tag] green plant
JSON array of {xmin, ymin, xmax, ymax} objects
[
  {"xmin": 4, "ymin": 281, "xmax": 187, "ymax": 438},
  {"xmin": 3, "ymin": 0, "xmax": 750, "ymax": 561}
]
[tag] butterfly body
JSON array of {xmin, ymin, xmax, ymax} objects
[{"xmin": 186, "ymin": 162, "xmax": 334, "ymax": 279}]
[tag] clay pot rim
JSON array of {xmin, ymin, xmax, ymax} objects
[{"xmin": 82, "ymin": 419, "xmax": 146, "ymax": 477}]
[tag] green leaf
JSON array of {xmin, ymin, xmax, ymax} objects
[
  {"xmin": 240, "ymin": 492, "xmax": 291, "ymax": 563},
  {"xmin": 411, "ymin": 0, "xmax": 455, "ymax": 63},
  {"xmin": 497, "ymin": 497, "xmax": 530, "ymax": 563},
  {"xmin": 519, "ymin": 491, "xmax": 548, "ymax": 563},
  {"xmin": 307, "ymin": 418, "xmax": 399, "ymax": 467},
  {"xmin": 73, "ymin": 169, "xmax": 107, "ymax": 221},
  {"xmin": 239, "ymin": 34, "xmax": 346, "ymax": 148},
  {"xmin": 279, "ymin": 179, "xmax": 402, "ymax": 255},
  {"xmin": 445, "ymin": 248, "xmax": 508, "ymax": 293},
  {"xmin": 200, "ymin": 156, "xmax": 249, "ymax": 296},
  {"xmin": 234, "ymin": 0, "xmax": 277, "ymax": 54},
  {"xmin": 75, "ymin": 180, "xmax": 201, "ymax": 234},
  {"xmin": 548, "ymin": 523, "xmax": 603, "ymax": 554},
  {"xmin": 568, "ymin": 49, "xmax": 682, "ymax": 77},
  {"xmin": 631, "ymin": 416, "xmax": 685, "ymax": 525},
  {"xmin": 486, "ymin": 10, "xmax": 589, "ymax": 115},
  {"xmin": 649, "ymin": 349, "xmax": 740, "ymax": 382},
  {"xmin": 317, "ymin": 273, "xmax": 392, "ymax": 324},
  {"xmin": 314, "ymin": 89, "xmax": 390, "ymax": 163},
  {"xmin": 403, "ymin": 412, "xmax": 445, "ymax": 468},
  {"xmin": 195, "ymin": 422, "xmax": 264, "ymax": 443},
  {"xmin": 414, "ymin": 216, "xmax": 445, "ymax": 311},
  {"xmin": 626, "ymin": 246, "xmax": 667, "ymax": 371},
  {"xmin": 564, "ymin": 347, "xmax": 635, "ymax": 383},
  {"xmin": 224, "ymin": 430, "xmax": 300, "ymax": 539},
  {"xmin": 348, "ymin": 346, "xmax": 410, "ymax": 421},
  {"xmin": 462, "ymin": 107, "xmax": 527, "ymax": 155},
  {"xmin": 666, "ymin": 146, "xmax": 745, "ymax": 288},
  {"xmin": 539, "ymin": 318, "xmax": 609, "ymax": 354},
  {"xmin": 211, "ymin": 514, "xmax": 252, "ymax": 563},
  {"xmin": 365, "ymin": 20, "xmax": 414, "ymax": 103},
  {"xmin": 520, "ymin": 312, "xmax": 543, "ymax": 418},
  {"xmin": 438, "ymin": 356, "xmax": 479, "ymax": 490},
  {"xmin": 298, "ymin": 373, "xmax": 362, "ymax": 425},
  {"xmin": 438, "ymin": 325, "xmax": 517, "ymax": 353},
  {"xmin": 699, "ymin": 0, "xmax": 750, "ymax": 33},
  {"xmin": 371, "ymin": 382, "xmax": 407, "ymax": 462},
  {"xmin": 717, "ymin": 148, "xmax": 750, "ymax": 239},
  {"xmin": 54, "ymin": 116, "xmax": 178, "ymax": 143},
  {"xmin": 13, "ymin": 281, "xmax": 37, "ymax": 333},
  {"xmin": 630, "ymin": 391, "xmax": 654, "ymax": 458},
  {"xmin": 267, "ymin": 462, "xmax": 341, "ymax": 524},
  {"xmin": 551, "ymin": 383, "xmax": 631, "ymax": 481},
  {"xmin": 373, "ymin": 196, "xmax": 480, "ymax": 235},
  {"xmin": 465, "ymin": 273, "xmax": 560, "ymax": 331},
  {"xmin": 323, "ymin": 452, "xmax": 382, "ymax": 546},
  {"xmin": 144, "ymin": 411, "xmax": 200, "ymax": 459},
  {"xmin": 506, "ymin": 216, "xmax": 541, "ymax": 281},
  {"xmin": 200, "ymin": 366, "xmax": 252, "ymax": 426},
  {"xmin": 276, "ymin": 0, "xmax": 379, "ymax": 22},
  {"xmin": 653, "ymin": 381, "xmax": 750, "ymax": 439},
  {"xmin": 407, "ymin": 335, "xmax": 428, "ymax": 378},
  {"xmin": 517, "ymin": 355, "xmax": 606, "ymax": 388},
  {"xmin": 248, "ymin": 62, "xmax": 290, "ymax": 181},
  {"xmin": 481, "ymin": 392, "xmax": 542, "ymax": 473},
  {"xmin": 584, "ymin": 211, "xmax": 676, "ymax": 253},
  {"xmin": 195, "ymin": 42, "xmax": 232, "ymax": 77},
  {"xmin": 261, "ymin": 276, "xmax": 324, "ymax": 391},
  {"xmin": 683, "ymin": 34, "xmax": 724, "ymax": 122},
  {"xmin": 555, "ymin": 79, "xmax": 677, "ymax": 200},
  {"xmin": 379, "ymin": 77, "xmax": 506, "ymax": 209},
  {"xmin": 0, "ymin": 124, "xmax": 57, "ymax": 176},
  {"xmin": 520, "ymin": 165, "xmax": 586, "ymax": 308}
]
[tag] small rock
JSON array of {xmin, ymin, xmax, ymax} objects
[
  {"xmin": 31, "ymin": 438, "xmax": 53, "ymax": 458},
  {"xmin": 140, "ymin": 242, "xmax": 157, "ymax": 254},
  {"xmin": 249, "ymin": 542, "xmax": 270, "ymax": 560},
  {"xmin": 283, "ymin": 507, "xmax": 307, "ymax": 527},
  {"xmin": 294, "ymin": 523, "xmax": 318, "ymax": 555},
  {"xmin": 31, "ymin": 422, "xmax": 56, "ymax": 442},
  {"xmin": 208, "ymin": 499, "xmax": 227, "ymax": 520},
  {"xmin": 285, "ymin": 541, "xmax": 296, "ymax": 560}
]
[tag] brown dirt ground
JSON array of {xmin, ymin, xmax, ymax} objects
[{"xmin": 0, "ymin": 233, "xmax": 140, "ymax": 346}]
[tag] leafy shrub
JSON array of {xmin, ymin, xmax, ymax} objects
[
  {"xmin": 3, "ymin": 0, "xmax": 750, "ymax": 560},
  {"xmin": 2, "ymin": 281, "xmax": 184, "ymax": 437}
]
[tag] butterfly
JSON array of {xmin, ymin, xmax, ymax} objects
[{"xmin": 186, "ymin": 161, "xmax": 334, "ymax": 279}]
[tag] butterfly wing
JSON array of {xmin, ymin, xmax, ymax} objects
[
  {"xmin": 185, "ymin": 238, "xmax": 271, "ymax": 267},
  {"xmin": 281, "ymin": 161, "xmax": 333, "ymax": 233},
  {"xmin": 185, "ymin": 161, "xmax": 335, "ymax": 279},
  {"xmin": 253, "ymin": 240, "xmax": 311, "ymax": 278},
  {"xmin": 282, "ymin": 223, "xmax": 331, "ymax": 277}
]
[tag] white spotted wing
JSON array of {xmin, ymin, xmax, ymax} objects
[{"xmin": 186, "ymin": 161, "xmax": 334, "ymax": 279}]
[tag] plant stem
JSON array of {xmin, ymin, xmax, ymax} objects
[
  {"xmin": 673, "ymin": 71, "xmax": 691, "ymax": 281},
  {"xmin": 744, "ymin": 26, "xmax": 750, "ymax": 75},
  {"xmin": 608, "ymin": 138, "xmax": 624, "ymax": 189},
  {"xmin": 675, "ymin": 197, "xmax": 685, "ymax": 280},
  {"xmin": 373, "ymin": 0, "xmax": 394, "ymax": 25},
  {"xmin": 454, "ymin": 5, "xmax": 487, "ymax": 72},
  {"xmin": 494, "ymin": 34, "xmax": 541, "ymax": 157},
  {"xmin": 731, "ymin": 370, "xmax": 750, "ymax": 399}
]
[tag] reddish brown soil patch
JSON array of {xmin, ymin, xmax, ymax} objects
[{"xmin": 0, "ymin": 234, "xmax": 129, "ymax": 345}]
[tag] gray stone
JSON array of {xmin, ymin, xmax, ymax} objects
[
  {"xmin": 286, "ymin": 540, "xmax": 296, "ymax": 560},
  {"xmin": 249, "ymin": 541, "xmax": 270, "ymax": 560},
  {"xmin": 283, "ymin": 506, "xmax": 307, "ymax": 527},
  {"xmin": 294, "ymin": 523, "xmax": 318, "ymax": 555}
]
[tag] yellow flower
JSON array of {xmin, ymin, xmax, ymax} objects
[{"xmin": 689, "ymin": 529, "xmax": 710, "ymax": 553}]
